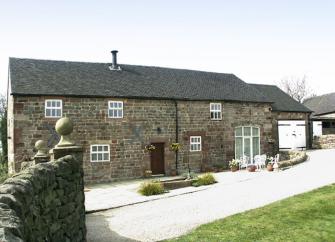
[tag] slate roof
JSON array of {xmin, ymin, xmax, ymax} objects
[
  {"xmin": 303, "ymin": 93, "xmax": 335, "ymax": 116},
  {"xmin": 9, "ymin": 57, "xmax": 271, "ymax": 103},
  {"xmin": 250, "ymin": 84, "xmax": 311, "ymax": 113}
]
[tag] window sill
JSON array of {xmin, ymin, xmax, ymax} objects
[
  {"xmin": 44, "ymin": 116, "xmax": 62, "ymax": 119},
  {"xmin": 90, "ymin": 161, "xmax": 111, "ymax": 163}
]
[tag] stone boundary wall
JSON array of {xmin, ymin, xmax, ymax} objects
[
  {"xmin": 0, "ymin": 154, "xmax": 86, "ymax": 241},
  {"xmin": 313, "ymin": 135, "xmax": 335, "ymax": 149},
  {"xmin": 278, "ymin": 150, "xmax": 308, "ymax": 168}
]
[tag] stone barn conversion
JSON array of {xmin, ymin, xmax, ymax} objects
[
  {"xmin": 304, "ymin": 93, "xmax": 335, "ymax": 136},
  {"xmin": 7, "ymin": 51, "xmax": 311, "ymax": 183},
  {"xmin": 304, "ymin": 93, "xmax": 335, "ymax": 149}
]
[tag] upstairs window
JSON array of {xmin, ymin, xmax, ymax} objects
[
  {"xmin": 210, "ymin": 103, "xmax": 222, "ymax": 120},
  {"xmin": 45, "ymin": 100, "xmax": 62, "ymax": 118},
  {"xmin": 91, "ymin": 144, "xmax": 110, "ymax": 162},
  {"xmin": 190, "ymin": 136, "xmax": 202, "ymax": 151},
  {"xmin": 108, "ymin": 101, "xmax": 123, "ymax": 118}
]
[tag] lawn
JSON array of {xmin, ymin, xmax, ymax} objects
[{"xmin": 167, "ymin": 184, "xmax": 335, "ymax": 242}]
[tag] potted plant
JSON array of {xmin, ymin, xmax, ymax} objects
[
  {"xmin": 229, "ymin": 159, "xmax": 239, "ymax": 172},
  {"xmin": 247, "ymin": 164, "xmax": 257, "ymax": 172},
  {"xmin": 144, "ymin": 170, "xmax": 152, "ymax": 178},
  {"xmin": 266, "ymin": 157, "xmax": 274, "ymax": 171}
]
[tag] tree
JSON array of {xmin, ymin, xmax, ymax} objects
[
  {"xmin": 278, "ymin": 76, "xmax": 316, "ymax": 103},
  {"xmin": 0, "ymin": 94, "xmax": 7, "ymax": 163}
]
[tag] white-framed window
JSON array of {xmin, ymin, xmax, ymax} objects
[
  {"xmin": 190, "ymin": 136, "xmax": 201, "ymax": 151},
  {"xmin": 210, "ymin": 103, "xmax": 222, "ymax": 120},
  {"xmin": 45, "ymin": 99, "xmax": 62, "ymax": 118},
  {"xmin": 235, "ymin": 126, "xmax": 260, "ymax": 160},
  {"xmin": 90, "ymin": 144, "xmax": 110, "ymax": 162},
  {"xmin": 108, "ymin": 101, "xmax": 123, "ymax": 118}
]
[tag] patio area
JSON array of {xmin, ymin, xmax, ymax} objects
[{"xmin": 85, "ymin": 169, "xmax": 273, "ymax": 213}]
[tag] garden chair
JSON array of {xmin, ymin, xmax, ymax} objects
[
  {"xmin": 239, "ymin": 155, "xmax": 249, "ymax": 170},
  {"xmin": 253, "ymin": 155, "xmax": 262, "ymax": 170},
  {"xmin": 259, "ymin": 154, "xmax": 267, "ymax": 169}
]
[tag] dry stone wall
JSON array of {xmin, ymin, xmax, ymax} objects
[
  {"xmin": 0, "ymin": 154, "xmax": 86, "ymax": 241},
  {"xmin": 313, "ymin": 134, "xmax": 335, "ymax": 149}
]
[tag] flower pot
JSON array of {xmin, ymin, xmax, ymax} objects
[
  {"xmin": 144, "ymin": 170, "xmax": 152, "ymax": 178},
  {"xmin": 247, "ymin": 165, "xmax": 256, "ymax": 172},
  {"xmin": 267, "ymin": 164, "xmax": 274, "ymax": 172},
  {"xmin": 231, "ymin": 166, "xmax": 238, "ymax": 172}
]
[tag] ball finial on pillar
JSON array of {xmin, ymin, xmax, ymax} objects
[
  {"xmin": 35, "ymin": 140, "xmax": 47, "ymax": 157},
  {"xmin": 55, "ymin": 117, "xmax": 75, "ymax": 147}
]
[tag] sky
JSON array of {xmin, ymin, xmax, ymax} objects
[{"xmin": 0, "ymin": 0, "xmax": 335, "ymax": 96}]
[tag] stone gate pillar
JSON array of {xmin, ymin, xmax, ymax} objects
[
  {"xmin": 49, "ymin": 117, "xmax": 83, "ymax": 162},
  {"xmin": 49, "ymin": 117, "xmax": 86, "ymax": 241}
]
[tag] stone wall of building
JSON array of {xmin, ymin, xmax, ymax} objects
[
  {"xmin": 271, "ymin": 112, "xmax": 311, "ymax": 152},
  {"xmin": 177, "ymin": 101, "xmax": 274, "ymax": 172},
  {"xmin": 9, "ymin": 95, "xmax": 275, "ymax": 183},
  {"xmin": 0, "ymin": 154, "xmax": 86, "ymax": 241}
]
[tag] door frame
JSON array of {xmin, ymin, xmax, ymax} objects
[{"xmin": 150, "ymin": 142, "xmax": 165, "ymax": 175}]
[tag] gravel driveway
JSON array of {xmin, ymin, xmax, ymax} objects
[{"xmin": 86, "ymin": 149, "xmax": 335, "ymax": 242}]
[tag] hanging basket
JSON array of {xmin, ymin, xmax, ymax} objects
[
  {"xmin": 145, "ymin": 144, "xmax": 156, "ymax": 152},
  {"xmin": 170, "ymin": 143, "xmax": 182, "ymax": 151}
]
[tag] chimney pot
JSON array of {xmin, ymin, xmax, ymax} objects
[{"xmin": 110, "ymin": 50, "xmax": 121, "ymax": 71}]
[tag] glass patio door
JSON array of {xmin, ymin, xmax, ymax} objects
[
  {"xmin": 243, "ymin": 137, "xmax": 251, "ymax": 158},
  {"xmin": 235, "ymin": 126, "xmax": 260, "ymax": 160}
]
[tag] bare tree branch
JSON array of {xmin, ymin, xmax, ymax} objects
[
  {"xmin": 278, "ymin": 76, "xmax": 316, "ymax": 103},
  {"xmin": 0, "ymin": 95, "xmax": 6, "ymax": 118}
]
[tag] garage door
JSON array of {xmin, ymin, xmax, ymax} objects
[
  {"xmin": 313, "ymin": 121, "xmax": 322, "ymax": 137},
  {"xmin": 278, "ymin": 120, "xmax": 306, "ymax": 150}
]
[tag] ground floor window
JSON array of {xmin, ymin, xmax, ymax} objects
[
  {"xmin": 235, "ymin": 126, "xmax": 260, "ymax": 160},
  {"xmin": 90, "ymin": 144, "xmax": 110, "ymax": 162},
  {"xmin": 190, "ymin": 136, "xmax": 201, "ymax": 151},
  {"xmin": 322, "ymin": 121, "xmax": 335, "ymax": 128}
]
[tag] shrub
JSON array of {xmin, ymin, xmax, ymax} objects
[
  {"xmin": 138, "ymin": 180, "xmax": 165, "ymax": 196},
  {"xmin": 193, "ymin": 173, "xmax": 217, "ymax": 187},
  {"xmin": 181, "ymin": 171, "xmax": 198, "ymax": 180},
  {"xmin": 278, "ymin": 151, "xmax": 307, "ymax": 168},
  {"xmin": 0, "ymin": 162, "xmax": 8, "ymax": 184}
]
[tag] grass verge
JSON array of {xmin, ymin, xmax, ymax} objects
[{"xmin": 167, "ymin": 184, "xmax": 335, "ymax": 242}]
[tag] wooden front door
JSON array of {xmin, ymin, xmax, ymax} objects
[{"xmin": 150, "ymin": 143, "xmax": 165, "ymax": 175}]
